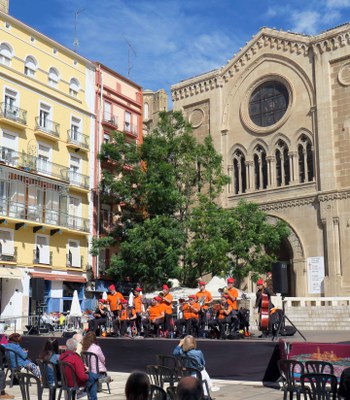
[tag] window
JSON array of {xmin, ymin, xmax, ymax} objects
[
  {"xmin": 27, "ymin": 185, "xmax": 42, "ymax": 221},
  {"xmin": 298, "ymin": 135, "xmax": 314, "ymax": 183},
  {"xmin": 70, "ymin": 117, "xmax": 81, "ymax": 142},
  {"xmin": 9, "ymin": 179, "xmax": 25, "ymax": 218},
  {"xmin": 0, "ymin": 43, "xmax": 12, "ymax": 66},
  {"xmin": 24, "ymin": 56, "xmax": 37, "ymax": 77},
  {"xmin": 35, "ymin": 235, "xmax": 50, "ymax": 264},
  {"xmin": 104, "ymin": 102, "xmax": 112, "ymax": 122},
  {"xmin": 37, "ymin": 143, "xmax": 51, "ymax": 174},
  {"xmin": 70, "ymin": 155, "xmax": 81, "ymax": 186},
  {"xmin": 39, "ymin": 103, "xmax": 51, "ymax": 130},
  {"xmin": 233, "ymin": 150, "xmax": 246, "ymax": 194},
  {"xmin": 0, "ymin": 229, "xmax": 13, "ymax": 256},
  {"xmin": 1, "ymin": 131, "xmax": 17, "ymax": 162},
  {"xmin": 67, "ymin": 240, "xmax": 80, "ymax": 268},
  {"xmin": 144, "ymin": 103, "xmax": 149, "ymax": 120},
  {"xmin": 69, "ymin": 78, "xmax": 79, "ymax": 97},
  {"xmin": 275, "ymin": 140, "xmax": 290, "ymax": 187},
  {"xmin": 103, "ymin": 133, "xmax": 110, "ymax": 144},
  {"xmin": 48, "ymin": 67, "xmax": 59, "ymax": 87},
  {"xmin": 253, "ymin": 145, "xmax": 267, "ymax": 190},
  {"xmin": 249, "ymin": 81, "xmax": 289, "ymax": 127},
  {"xmin": 68, "ymin": 195, "xmax": 82, "ymax": 230},
  {"xmin": 45, "ymin": 189, "xmax": 59, "ymax": 225},
  {"xmin": 124, "ymin": 111, "xmax": 131, "ymax": 132}
]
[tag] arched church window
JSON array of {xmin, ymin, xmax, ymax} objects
[
  {"xmin": 253, "ymin": 145, "xmax": 267, "ymax": 190},
  {"xmin": 298, "ymin": 134, "xmax": 314, "ymax": 183},
  {"xmin": 275, "ymin": 139, "xmax": 290, "ymax": 187},
  {"xmin": 233, "ymin": 149, "xmax": 246, "ymax": 194}
]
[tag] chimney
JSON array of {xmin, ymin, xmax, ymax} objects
[{"xmin": 0, "ymin": 0, "xmax": 9, "ymax": 14}]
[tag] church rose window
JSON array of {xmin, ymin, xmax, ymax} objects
[{"xmin": 249, "ymin": 81, "xmax": 289, "ymax": 127}]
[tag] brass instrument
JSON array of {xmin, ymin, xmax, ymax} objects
[
  {"xmin": 218, "ymin": 286, "xmax": 228, "ymax": 295},
  {"xmin": 158, "ymin": 291, "xmax": 164, "ymax": 298}
]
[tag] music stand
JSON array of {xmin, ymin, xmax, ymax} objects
[{"xmin": 272, "ymin": 296, "xmax": 307, "ymax": 342}]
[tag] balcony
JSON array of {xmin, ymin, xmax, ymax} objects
[
  {"xmin": 67, "ymin": 170, "xmax": 90, "ymax": 191},
  {"xmin": 34, "ymin": 116, "xmax": 60, "ymax": 141},
  {"xmin": 124, "ymin": 122, "xmax": 138, "ymax": 138},
  {"xmin": 67, "ymin": 129, "xmax": 89, "ymax": 152},
  {"xmin": 0, "ymin": 247, "xmax": 17, "ymax": 263},
  {"xmin": 102, "ymin": 113, "xmax": 118, "ymax": 128},
  {"xmin": 0, "ymin": 103, "xmax": 27, "ymax": 129},
  {"xmin": 0, "ymin": 199, "xmax": 90, "ymax": 233},
  {"xmin": 66, "ymin": 254, "xmax": 84, "ymax": 269},
  {"xmin": 0, "ymin": 146, "xmax": 69, "ymax": 183},
  {"xmin": 99, "ymin": 209, "xmax": 114, "ymax": 235},
  {"xmin": 33, "ymin": 249, "xmax": 53, "ymax": 265}
]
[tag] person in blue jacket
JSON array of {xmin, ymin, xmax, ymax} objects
[{"xmin": 3, "ymin": 333, "xmax": 41, "ymax": 378}]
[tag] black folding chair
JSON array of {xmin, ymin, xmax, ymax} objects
[
  {"xmin": 149, "ymin": 384, "xmax": 167, "ymax": 400},
  {"xmin": 16, "ymin": 372, "xmax": 43, "ymax": 400},
  {"xmin": 57, "ymin": 360, "xmax": 81, "ymax": 400},
  {"xmin": 37, "ymin": 359, "xmax": 60, "ymax": 400},
  {"xmin": 82, "ymin": 351, "xmax": 111, "ymax": 393},
  {"xmin": 305, "ymin": 361, "xmax": 334, "ymax": 375},
  {"xmin": 300, "ymin": 373, "xmax": 338, "ymax": 400},
  {"xmin": 278, "ymin": 359, "xmax": 305, "ymax": 400}
]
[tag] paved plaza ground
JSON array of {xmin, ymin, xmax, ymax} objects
[{"xmin": 5, "ymin": 329, "xmax": 350, "ymax": 399}]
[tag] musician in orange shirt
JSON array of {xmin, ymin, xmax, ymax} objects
[
  {"xmin": 119, "ymin": 298, "xmax": 136, "ymax": 336},
  {"xmin": 159, "ymin": 284, "xmax": 173, "ymax": 334},
  {"xmin": 175, "ymin": 295, "xmax": 200, "ymax": 337},
  {"xmin": 107, "ymin": 284, "xmax": 124, "ymax": 336},
  {"xmin": 133, "ymin": 287, "xmax": 143, "ymax": 334},
  {"xmin": 209, "ymin": 295, "xmax": 233, "ymax": 339},
  {"xmin": 195, "ymin": 281, "xmax": 213, "ymax": 335},
  {"xmin": 143, "ymin": 296, "xmax": 165, "ymax": 337}
]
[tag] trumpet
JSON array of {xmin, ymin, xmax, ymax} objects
[
  {"xmin": 218, "ymin": 286, "xmax": 228, "ymax": 294},
  {"xmin": 158, "ymin": 291, "xmax": 164, "ymax": 298}
]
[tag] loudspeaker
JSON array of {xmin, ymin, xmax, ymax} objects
[
  {"xmin": 272, "ymin": 262, "xmax": 289, "ymax": 294},
  {"xmin": 62, "ymin": 330, "xmax": 77, "ymax": 339},
  {"xmin": 31, "ymin": 278, "xmax": 45, "ymax": 301}
]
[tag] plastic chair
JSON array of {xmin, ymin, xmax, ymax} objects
[
  {"xmin": 37, "ymin": 359, "xmax": 60, "ymax": 400},
  {"xmin": 305, "ymin": 361, "xmax": 334, "ymax": 375},
  {"xmin": 166, "ymin": 386, "xmax": 176, "ymax": 400},
  {"xmin": 156, "ymin": 355, "xmax": 180, "ymax": 385},
  {"xmin": 146, "ymin": 365, "xmax": 162, "ymax": 387},
  {"xmin": 57, "ymin": 360, "xmax": 81, "ymax": 400},
  {"xmin": 15, "ymin": 371, "xmax": 43, "ymax": 400},
  {"xmin": 81, "ymin": 351, "xmax": 111, "ymax": 393},
  {"xmin": 300, "ymin": 373, "xmax": 338, "ymax": 400},
  {"xmin": 177, "ymin": 355, "xmax": 204, "ymax": 372},
  {"xmin": 4, "ymin": 348, "xmax": 24, "ymax": 387},
  {"xmin": 278, "ymin": 359, "xmax": 305, "ymax": 400},
  {"xmin": 149, "ymin": 384, "xmax": 167, "ymax": 400}
]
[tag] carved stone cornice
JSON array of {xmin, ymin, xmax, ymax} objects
[
  {"xmin": 318, "ymin": 190, "xmax": 350, "ymax": 202},
  {"xmin": 260, "ymin": 196, "xmax": 315, "ymax": 211}
]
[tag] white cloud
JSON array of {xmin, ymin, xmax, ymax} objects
[
  {"xmin": 326, "ymin": 0, "xmax": 350, "ymax": 8},
  {"xmin": 290, "ymin": 11, "xmax": 321, "ymax": 34}
]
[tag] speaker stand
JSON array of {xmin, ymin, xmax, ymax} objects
[{"xmin": 272, "ymin": 297, "xmax": 307, "ymax": 342}]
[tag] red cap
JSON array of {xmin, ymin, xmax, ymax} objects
[
  {"xmin": 162, "ymin": 284, "xmax": 169, "ymax": 290},
  {"xmin": 98, "ymin": 299, "xmax": 106, "ymax": 303},
  {"xmin": 188, "ymin": 295, "xmax": 196, "ymax": 299},
  {"xmin": 135, "ymin": 287, "xmax": 142, "ymax": 292},
  {"xmin": 108, "ymin": 284, "xmax": 116, "ymax": 291},
  {"xmin": 257, "ymin": 279, "xmax": 264, "ymax": 285},
  {"xmin": 198, "ymin": 281, "xmax": 206, "ymax": 286},
  {"xmin": 227, "ymin": 277, "xmax": 235, "ymax": 283},
  {"xmin": 154, "ymin": 296, "xmax": 162, "ymax": 302},
  {"xmin": 120, "ymin": 299, "xmax": 128, "ymax": 304}
]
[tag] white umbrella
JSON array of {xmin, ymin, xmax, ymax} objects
[{"xmin": 70, "ymin": 290, "xmax": 82, "ymax": 317}]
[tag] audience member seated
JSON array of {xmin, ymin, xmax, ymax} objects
[
  {"xmin": 176, "ymin": 376, "xmax": 204, "ymax": 400},
  {"xmin": 3, "ymin": 333, "xmax": 41, "ymax": 378},
  {"xmin": 125, "ymin": 371, "xmax": 150, "ymax": 400},
  {"xmin": 173, "ymin": 335, "xmax": 219, "ymax": 393},
  {"xmin": 59, "ymin": 338, "xmax": 98, "ymax": 400},
  {"xmin": 81, "ymin": 332, "xmax": 111, "ymax": 384},
  {"xmin": 339, "ymin": 367, "xmax": 350, "ymax": 399},
  {"xmin": 72, "ymin": 333, "xmax": 83, "ymax": 355},
  {"xmin": 38, "ymin": 338, "xmax": 60, "ymax": 384},
  {"xmin": 142, "ymin": 297, "xmax": 165, "ymax": 337},
  {"xmin": 88, "ymin": 299, "xmax": 108, "ymax": 335}
]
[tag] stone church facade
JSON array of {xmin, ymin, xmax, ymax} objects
[{"xmin": 171, "ymin": 25, "xmax": 350, "ymax": 297}]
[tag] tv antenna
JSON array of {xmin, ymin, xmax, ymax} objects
[
  {"xmin": 123, "ymin": 36, "xmax": 136, "ymax": 78},
  {"xmin": 73, "ymin": 8, "xmax": 86, "ymax": 52}
]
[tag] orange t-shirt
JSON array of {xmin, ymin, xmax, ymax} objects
[
  {"xmin": 120, "ymin": 307, "xmax": 136, "ymax": 321},
  {"xmin": 148, "ymin": 304, "xmax": 164, "ymax": 321},
  {"xmin": 162, "ymin": 293, "xmax": 173, "ymax": 315},
  {"xmin": 183, "ymin": 302, "xmax": 200, "ymax": 320},
  {"xmin": 218, "ymin": 305, "xmax": 233, "ymax": 320},
  {"xmin": 195, "ymin": 290, "xmax": 212, "ymax": 310},
  {"xmin": 133, "ymin": 296, "xmax": 143, "ymax": 313},
  {"xmin": 107, "ymin": 292, "xmax": 124, "ymax": 311},
  {"xmin": 226, "ymin": 287, "xmax": 239, "ymax": 310}
]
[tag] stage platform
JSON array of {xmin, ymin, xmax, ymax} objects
[{"xmin": 21, "ymin": 335, "xmax": 280, "ymax": 382}]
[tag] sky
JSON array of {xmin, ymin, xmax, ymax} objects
[{"xmin": 8, "ymin": 0, "xmax": 350, "ymax": 106}]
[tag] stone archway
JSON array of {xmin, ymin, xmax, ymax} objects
[{"xmin": 267, "ymin": 215, "xmax": 305, "ymax": 296}]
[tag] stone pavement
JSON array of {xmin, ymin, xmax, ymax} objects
[{"xmin": 6, "ymin": 330, "xmax": 350, "ymax": 399}]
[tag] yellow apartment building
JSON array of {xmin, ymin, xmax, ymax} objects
[{"xmin": 0, "ymin": 7, "xmax": 95, "ymax": 329}]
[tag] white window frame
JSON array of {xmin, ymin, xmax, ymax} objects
[
  {"xmin": 67, "ymin": 239, "xmax": 80, "ymax": 268},
  {"xmin": 48, "ymin": 67, "xmax": 59, "ymax": 87},
  {"xmin": 24, "ymin": 55, "xmax": 37, "ymax": 77},
  {"xmin": 0, "ymin": 43, "xmax": 13, "ymax": 66},
  {"xmin": 69, "ymin": 78, "xmax": 80, "ymax": 97},
  {"xmin": 37, "ymin": 142, "xmax": 52, "ymax": 175},
  {"xmin": 35, "ymin": 234, "xmax": 50, "ymax": 265},
  {"xmin": 0, "ymin": 228, "xmax": 14, "ymax": 256}
]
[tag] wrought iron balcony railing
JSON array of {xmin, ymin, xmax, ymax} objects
[
  {"xmin": 0, "ymin": 103, "xmax": 27, "ymax": 125},
  {"xmin": 35, "ymin": 116, "xmax": 60, "ymax": 138},
  {"xmin": 103, "ymin": 112, "xmax": 118, "ymax": 127},
  {"xmin": 67, "ymin": 170, "xmax": 90, "ymax": 190},
  {"xmin": 124, "ymin": 122, "xmax": 138, "ymax": 136},
  {"xmin": 67, "ymin": 129, "xmax": 89, "ymax": 150}
]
